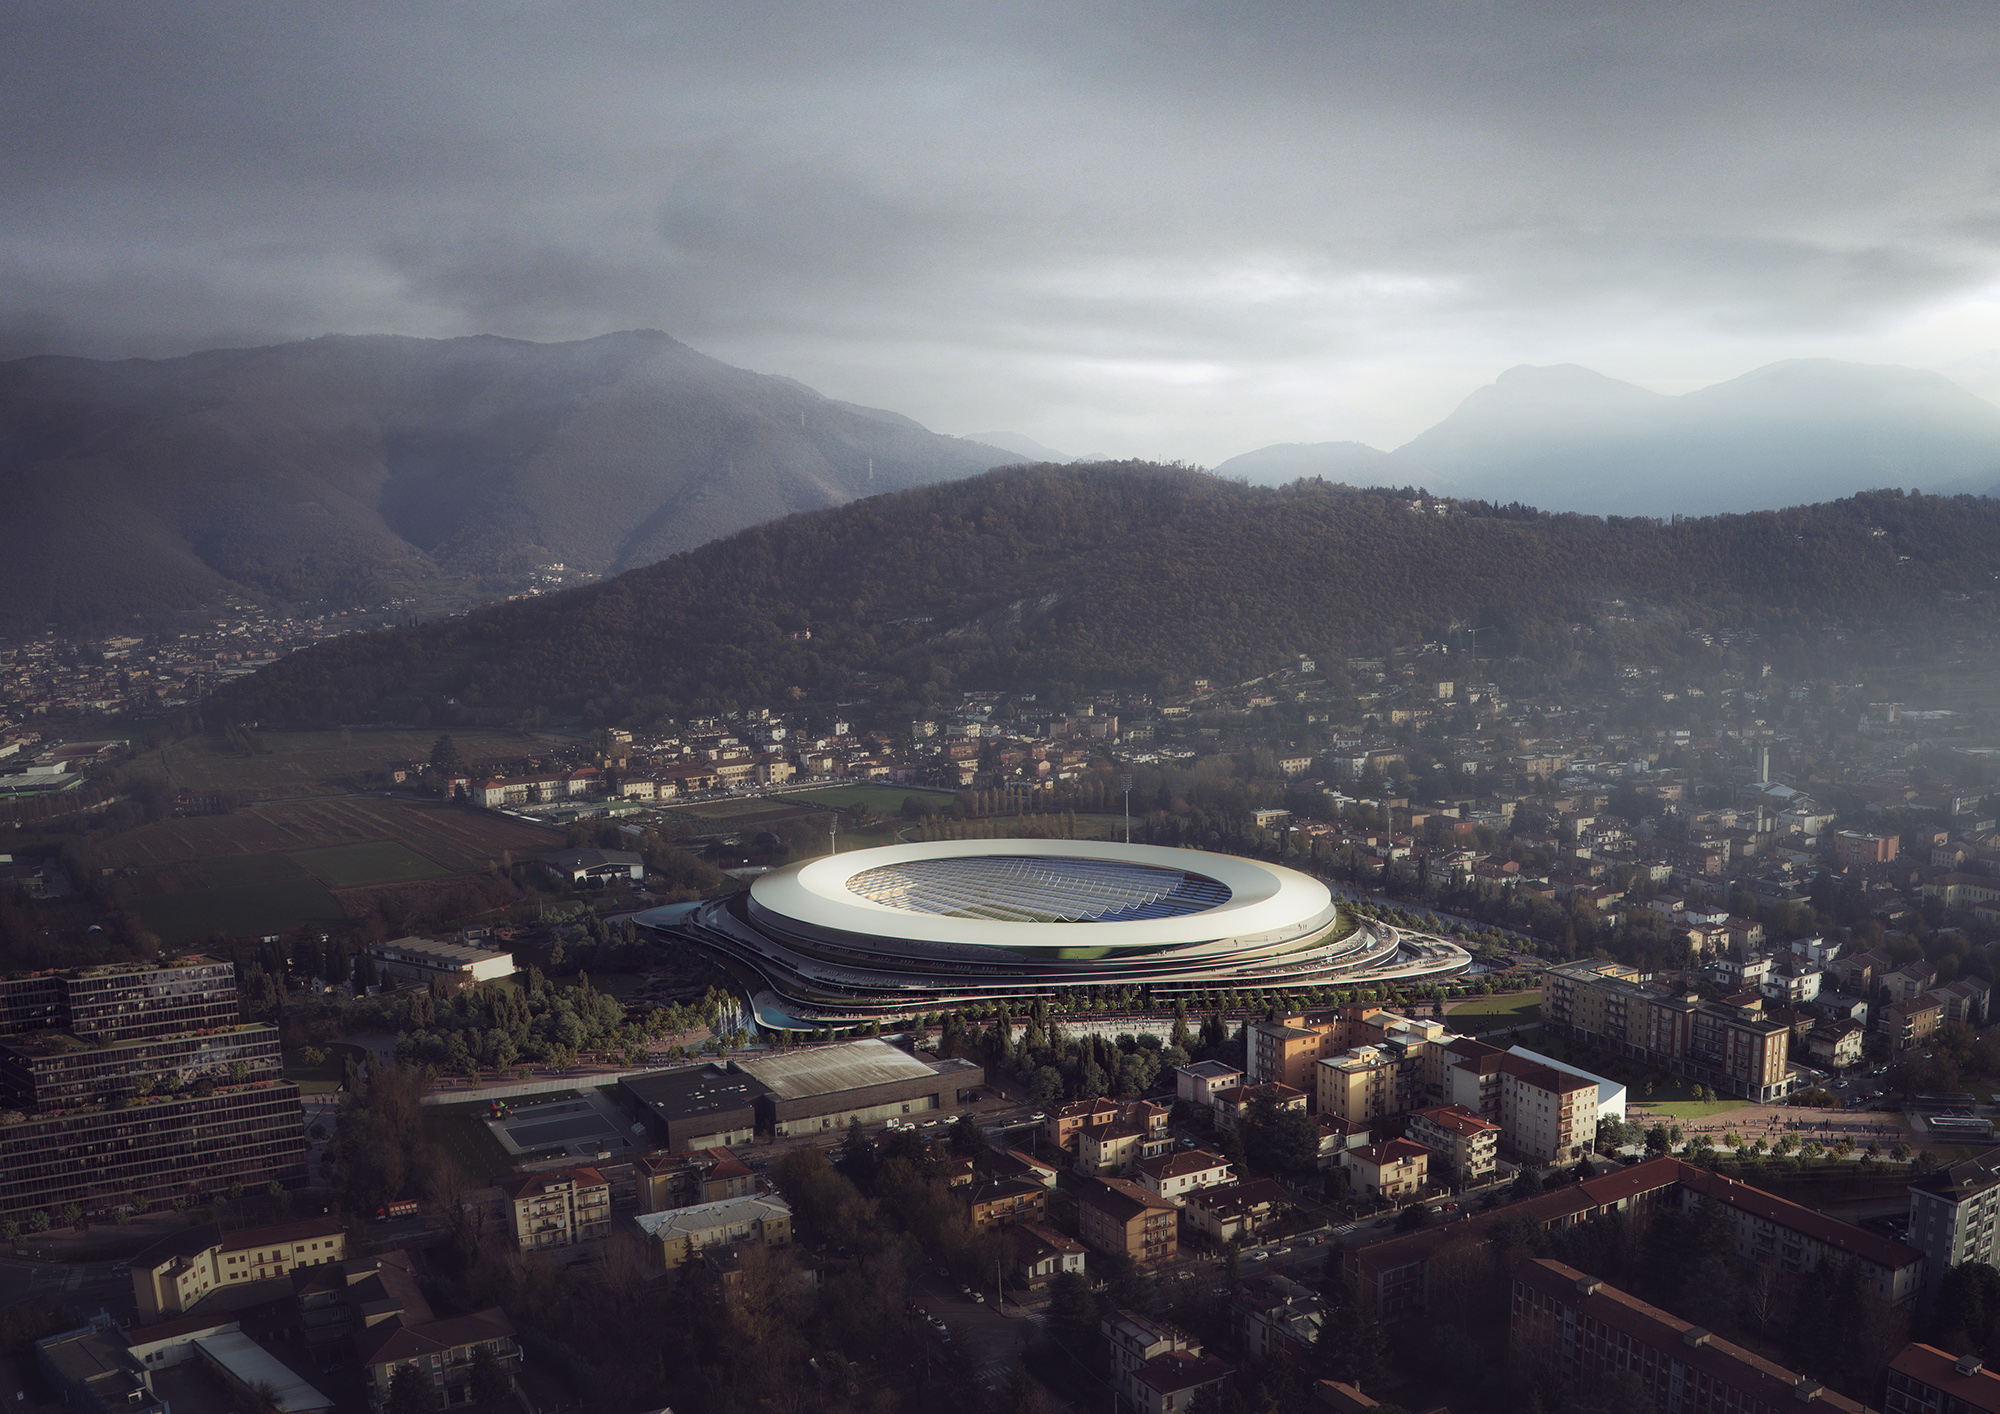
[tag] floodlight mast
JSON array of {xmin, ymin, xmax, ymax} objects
[{"xmin": 1121, "ymin": 773, "xmax": 1133, "ymax": 844}]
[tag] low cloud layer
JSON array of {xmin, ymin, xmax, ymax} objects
[{"xmin": 8, "ymin": 2, "xmax": 2000, "ymax": 461}]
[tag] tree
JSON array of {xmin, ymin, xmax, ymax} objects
[
  {"xmin": 469, "ymin": 1347, "xmax": 511, "ymax": 1408},
  {"xmin": 1645, "ymin": 1125, "xmax": 1671, "ymax": 1154},
  {"xmin": 1239, "ymin": 1087, "xmax": 1321, "ymax": 1175},
  {"xmin": 1314, "ymin": 1272, "xmax": 1386, "ymax": 1389},
  {"xmin": 390, "ymin": 1366, "xmax": 443, "ymax": 1414},
  {"xmin": 429, "ymin": 735, "xmax": 464, "ymax": 775},
  {"xmin": 1510, "ymin": 1168, "xmax": 1545, "ymax": 1201},
  {"xmin": 1048, "ymin": 1270, "xmax": 1097, "ymax": 1349}
]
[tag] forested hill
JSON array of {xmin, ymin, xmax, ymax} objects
[
  {"xmin": 0, "ymin": 330, "xmax": 1017, "ymax": 628},
  {"xmin": 210, "ymin": 466, "xmax": 2000, "ymax": 727}
]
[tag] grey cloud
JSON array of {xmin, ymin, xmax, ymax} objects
[{"xmin": 7, "ymin": 2, "xmax": 2000, "ymax": 456}]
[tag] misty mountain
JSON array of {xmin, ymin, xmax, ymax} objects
[
  {"xmin": 962, "ymin": 431, "xmax": 1077, "ymax": 463},
  {"xmin": 1210, "ymin": 440, "xmax": 1441, "ymax": 489},
  {"xmin": 0, "ymin": 331, "xmax": 1022, "ymax": 628},
  {"xmin": 1395, "ymin": 359, "xmax": 2000, "ymax": 515},
  {"xmin": 211, "ymin": 464, "xmax": 2000, "ymax": 729}
]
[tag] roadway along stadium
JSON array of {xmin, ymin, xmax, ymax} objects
[{"xmin": 643, "ymin": 839, "xmax": 1471, "ymax": 1030}]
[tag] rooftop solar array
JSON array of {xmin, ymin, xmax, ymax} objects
[{"xmin": 845, "ymin": 855, "xmax": 1231, "ymax": 923}]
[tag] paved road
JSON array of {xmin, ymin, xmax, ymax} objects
[{"xmin": 0, "ymin": 1255, "xmax": 137, "ymax": 1320}]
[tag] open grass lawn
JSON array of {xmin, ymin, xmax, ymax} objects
[
  {"xmin": 291, "ymin": 840, "xmax": 450, "ymax": 888},
  {"xmin": 684, "ymin": 797, "xmax": 823, "ymax": 822},
  {"xmin": 1444, "ymin": 990, "xmax": 1543, "ymax": 1032},
  {"xmin": 787, "ymin": 784, "xmax": 946, "ymax": 812},
  {"xmin": 135, "ymin": 878, "xmax": 346, "ymax": 945},
  {"xmin": 424, "ymin": 1101, "xmax": 519, "ymax": 1183},
  {"xmin": 131, "ymin": 726, "xmax": 573, "ymax": 803}
]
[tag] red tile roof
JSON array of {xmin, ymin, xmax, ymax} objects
[{"xmin": 1890, "ymin": 1343, "xmax": 2000, "ymax": 1414}]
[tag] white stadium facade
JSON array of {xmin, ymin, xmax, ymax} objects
[{"xmin": 644, "ymin": 839, "xmax": 1470, "ymax": 1030}]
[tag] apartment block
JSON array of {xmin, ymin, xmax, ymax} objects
[
  {"xmin": 1076, "ymin": 1177, "xmax": 1179, "ymax": 1267},
  {"xmin": 631, "ymin": 1194, "xmax": 793, "ymax": 1270},
  {"xmin": 1498, "ymin": 1055, "xmax": 1598, "ymax": 1164},
  {"xmin": 132, "ymin": 1215, "xmax": 347, "ymax": 1320},
  {"xmin": 1887, "ymin": 1344, "xmax": 2000, "ymax": 1414},
  {"xmin": 1405, "ymin": 1104, "xmax": 1499, "ymax": 1187},
  {"xmin": 1908, "ymin": 1149, "xmax": 2000, "ymax": 1298},
  {"xmin": 1341, "ymin": 1140, "xmax": 1429, "ymax": 1204},
  {"xmin": 502, "ymin": 1166, "xmax": 612, "ymax": 1250},
  {"xmin": 1544, "ymin": 959, "xmax": 1793, "ymax": 1103},
  {"xmin": 1511, "ymin": 1260, "xmax": 1875, "ymax": 1414},
  {"xmin": 1134, "ymin": 1149, "xmax": 1235, "ymax": 1206},
  {"xmin": 0, "ymin": 959, "xmax": 305, "ymax": 1223}
]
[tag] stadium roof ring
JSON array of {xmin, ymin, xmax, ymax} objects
[{"xmin": 643, "ymin": 839, "xmax": 1472, "ymax": 1029}]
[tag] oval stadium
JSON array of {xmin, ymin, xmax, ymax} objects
[{"xmin": 644, "ymin": 839, "xmax": 1470, "ymax": 1030}]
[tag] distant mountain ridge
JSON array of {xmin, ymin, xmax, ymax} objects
[
  {"xmin": 1210, "ymin": 440, "xmax": 1439, "ymax": 489},
  {"xmin": 1217, "ymin": 359, "xmax": 2000, "ymax": 514},
  {"xmin": 210, "ymin": 464, "xmax": 2000, "ymax": 729},
  {"xmin": 0, "ymin": 330, "xmax": 1023, "ymax": 628}
]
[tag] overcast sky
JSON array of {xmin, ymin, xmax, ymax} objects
[{"xmin": 8, "ymin": 2, "xmax": 2000, "ymax": 462}]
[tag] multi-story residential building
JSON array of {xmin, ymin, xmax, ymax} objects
[
  {"xmin": 631, "ymin": 1194, "xmax": 794, "ymax": 1270},
  {"xmin": 359, "ymin": 1304, "xmax": 520, "ymax": 1413},
  {"xmin": 965, "ymin": 1177, "xmax": 1048, "ymax": 1231},
  {"xmin": 502, "ymin": 1167, "xmax": 612, "ymax": 1251},
  {"xmin": 1511, "ymin": 1259, "xmax": 1875, "ymax": 1414},
  {"xmin": 1908, "ymin": 1149, "xmax": 2000, "ymax": 1298},
  {"xmin": 1884, "ymin": 996, "xmax": 1946, "ymax": 1054},
  {"xmin": 1249, "ymin": 1019, "xmax": 1334, "ymax": 1092},
  {"xmin": 1543, "ymin": 959, "xmax": 1793, "ymax": 1103},
  {"xmin": 0, "ymin": 959, "xmax": 239, "ymax": 1042},
  {"xmin": 1102, "ymin": 1308, "xmax": 1199, "ymax": 1393},
  {"xmin": 634, "ymin": 1147, "xmax": 757, "ymax": 1213},
  {"xmin": 1103, "ymin": 1309, "xmax": 1232, "ymax": 1414},
  {"xmin": 1342, "ymin": 1141, "xmax": 1429, "ymax": 1205},
  {"xmin": 1835, "ymin": 830, "xmax": 1900, "ymax": 867},
  {"xmin": 1076, "ymin": 1177, "xmax": 1178, "ymax": 1267},
  {"xmin": 132, "ymin": 1215, "xmax": 347, "ymax": 1319},
  {"xmin": 1887, "ymin": 1344, "xmax": 2000, "ymax": 1414},
  {"xmin": 364, "ymin": 937, "xmax": 515, "ymax": 991},
  {"xmin": 1498, "ymin": 1056, "xmax": 1598, "ymax": 1163},
  {"xmin": 1806, "ymin": 1020, "xmax": 1866, "ymax": 1070},
  {"xmin": 0, "ymin": 959, "xmax": 305, "ymax": 1223},
  {"xmin": 1184, "ymin": 1179, "xmax": 1293, "ymax": 1243},
  {"xmin": 1237, "ymin": 1273, "xmax": 1325, "ymax": 1362},
  {"xmin": 1174, "ymin": 1061, "xmax": 1244, "ymax": 1107},
  {"xmin": 1675, "ymin": 1166, "xmax": 1925, "ymax": 1307},
  {"xmin": 1044, "ymin": 1096, "xmax": 1166, "ymax": 1153},
  {"xmin": 1134, "ymin": 1149, "xmax": 1235, "ymax": 1206},
  {"xmin": 1405, "ymin": 1105, "xmax": 1499, "ymax": 1187},
  {"xmin": 1213, "ymin": 1083, "xmax": 1307, "ymax": 1134},
  {"xmin": 1316, "ymin": 1047, "xmax": 1399, "ymax": 1125}
]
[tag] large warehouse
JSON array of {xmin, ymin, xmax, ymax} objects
[
  {"xmin": 646, "ymin": 839, "xmax": 1469, "ymax": 1029},
  {"xmin": 619, "ymin": 1039, "xmax": 984, "ymax": 1149}
]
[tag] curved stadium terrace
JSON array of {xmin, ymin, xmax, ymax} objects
[{"xmin": 641, "ymin": 839, "xmax": 1471, "ymax": 1030}]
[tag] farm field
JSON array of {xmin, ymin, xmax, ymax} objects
[
  {"xmin": 290, "ymin": 840, "xmax": 450, "ymax": 887},
  {"xmin": 97, "ymin": 796, "xmax": 561, "ymax": 873},
  {"xmin": 133, "ymin": 726, "xmax": 571, "ymax": 802}
]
